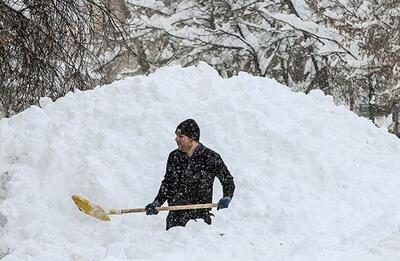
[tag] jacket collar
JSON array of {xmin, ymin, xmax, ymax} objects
[{"xmin": 192, "ymin": 143, "xmax": 205, "ymax": 157}]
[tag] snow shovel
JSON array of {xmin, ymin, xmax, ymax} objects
[{"xmin": 71, "ymin": 195, "xmax": 217, "ymax": 221}]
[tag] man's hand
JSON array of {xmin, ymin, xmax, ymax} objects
[
  {"xmin": 217, "ymin": 196, "xmax": 231, "ymax": 210},
  {"xmin": 145, "ymin": 201, "xmax": 161, "ymax": 215}
]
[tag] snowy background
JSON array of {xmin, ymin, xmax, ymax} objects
[{"xmin": 1, "ymin": 63, "xmax": 400, "ymax": 260}]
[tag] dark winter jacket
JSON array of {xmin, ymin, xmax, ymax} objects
[{"xmin": 154, "ymin": 143, "xmax": 235, "ymax": 229}]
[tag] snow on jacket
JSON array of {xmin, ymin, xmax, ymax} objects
[{"xmin": 154, "ymin": 143, "xmax": 235, "ymax": 228}]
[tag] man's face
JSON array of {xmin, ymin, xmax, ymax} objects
[{"xmin": 175, "ymin": 133, "xmax": 194, "ymax": 152}]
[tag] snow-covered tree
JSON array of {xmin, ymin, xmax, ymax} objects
[
  {"xmin": 306, "ymin": 0, "xmax": 400, "ymax": 121},
  {"xmin": 124, "ymin": 0, "xmax": 398, "ymax": 123},
  {"xmin": 0, "ymin": 0, "xmax": 142, "ymax": 117},
  {"xmin": 1, "ymin": 0, "xmax": 398, "ymax": 128}
]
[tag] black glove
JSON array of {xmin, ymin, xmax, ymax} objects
[
  {"xmin": 145, "ymin": 201, "xmax": 161, "ymax": 215},
  {"xmin": 217, "ymin": 196, "xmax": 231, "ymax": 210}
]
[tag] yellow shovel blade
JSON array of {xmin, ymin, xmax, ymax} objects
[{"xmin": 71, "ymin": 195, "xmax": 110, "ymax": 221}]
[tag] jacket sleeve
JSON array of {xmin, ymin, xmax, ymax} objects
[
  {"xmin": 214, "ymin": 155, "xmax": 235, "ymax": 199},
  {"xmin": 154, "ymin": 153, "xmax": 174, "ymax": 205}
]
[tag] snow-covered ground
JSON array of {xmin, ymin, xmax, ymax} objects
[{"xmin": 1, "ymin": 63, "xmax": 400, "ymax": 260}]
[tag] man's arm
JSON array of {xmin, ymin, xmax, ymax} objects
[
  {"xmin": 153, "ymin": 153, "xmax": 174, "ymax": 205},
  {"xmin": 214, "ymin": 155, "xmax": 235, "ymax": 199}
]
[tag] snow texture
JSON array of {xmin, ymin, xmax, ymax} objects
[{"xmin": 1, "ymin": 63, "xmax": 400, "ymax": 260}]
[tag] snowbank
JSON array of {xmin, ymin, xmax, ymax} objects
[{"xmin": 1, "ymin": 63, "xmax": 400, "ymax": 260}]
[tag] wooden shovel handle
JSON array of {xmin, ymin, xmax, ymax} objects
[{"xmin": 109, "ymin": 203, "xmax": 218, "ymax": 215}]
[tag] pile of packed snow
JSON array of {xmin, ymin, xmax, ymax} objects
[{"xmin": 1, "ymin": 63, "xmax": 400, "ymax": 261}]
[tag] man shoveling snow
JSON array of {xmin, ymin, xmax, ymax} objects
[{"xmin": 145, "ymin": 119, "xmax": 235, "ymax": 230}]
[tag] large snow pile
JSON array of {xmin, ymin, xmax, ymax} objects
[{"xmin": 1, "ymin": 63, "xmax": 400, "ymax": 261}]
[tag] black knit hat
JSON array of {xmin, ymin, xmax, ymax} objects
[{"xmin": 176, "ymin": 119, "xmax": 200, "ymax": 141}]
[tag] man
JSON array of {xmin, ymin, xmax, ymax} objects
[{"xmin": 145, "ymin": 119, "xmax": 235, "ymax": 230}]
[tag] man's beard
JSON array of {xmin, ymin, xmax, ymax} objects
[{"xmin": 177, "ymin": 141, "xmax": 192, "ymax": 152}]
